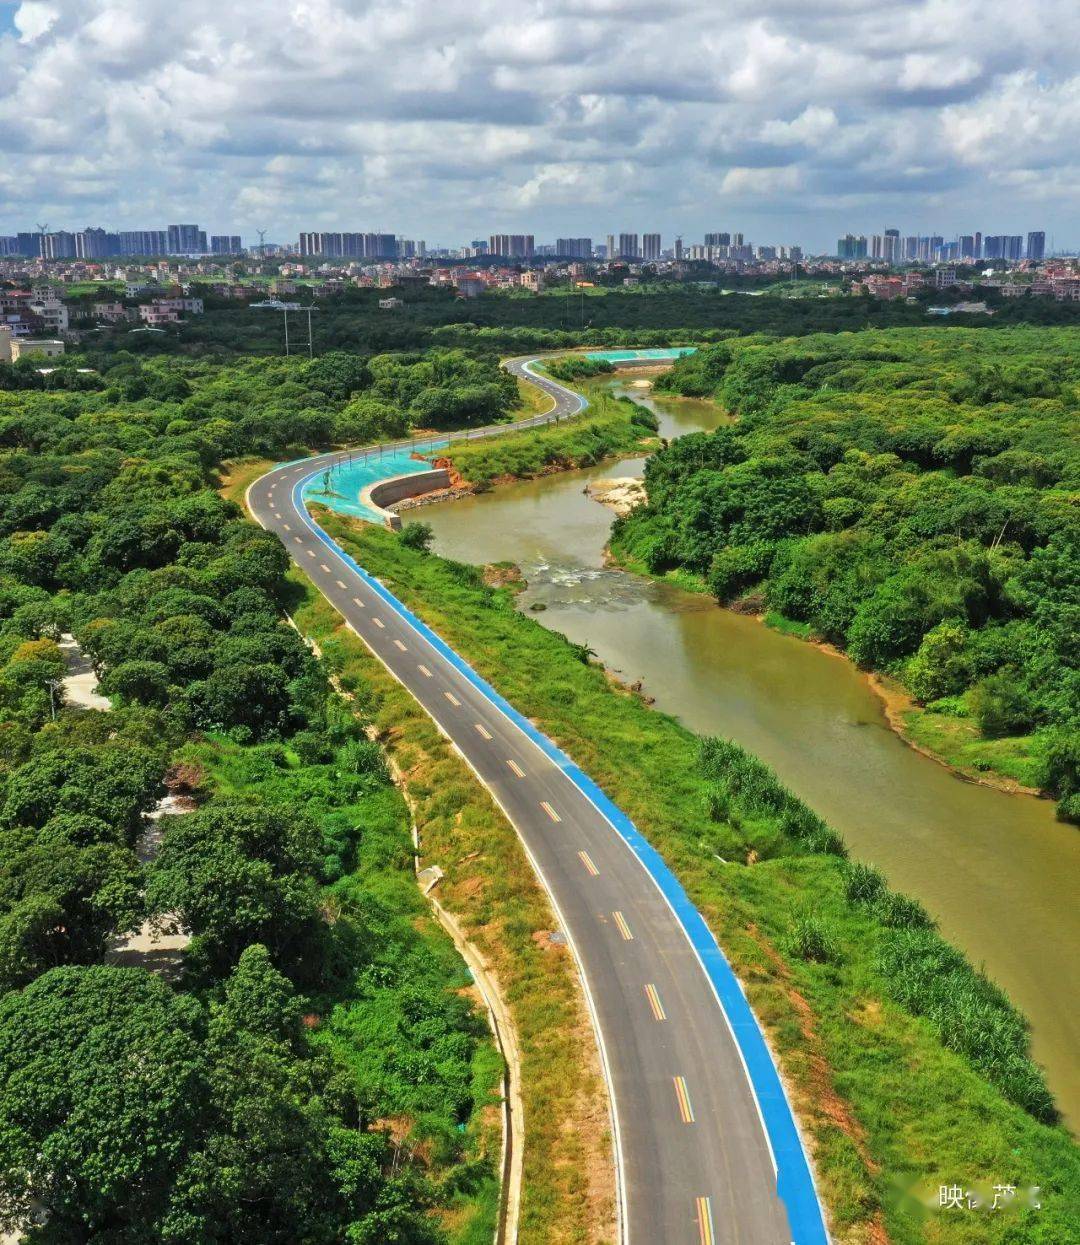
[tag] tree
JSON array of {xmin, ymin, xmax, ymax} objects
[
  {"xmin": 0, "ymin": 966, "xmax": 209, "ymax": 1240},
  {"xmin": 399, "ymin": 522, "xmax": 434, "ymax": 554},
  {"xmin": 146, "ymin": 800, "xmax": 322, "ymax": 976}
]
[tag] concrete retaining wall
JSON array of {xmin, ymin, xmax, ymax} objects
[{"xmin": 361, "ymin": 467, "xmax": 449, "ymax": 530}]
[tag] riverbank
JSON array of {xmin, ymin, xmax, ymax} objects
[
  {"xmin": 430, "ymin": 389, "xmax": 659, "ymax": 490},
  {"xmin": 598, "ymin": 479, "xmax": 1055, "ymax": 804},
  {"xmin": 310, "ymin": 511, "xmax": 1080, "ymax": 1244}
]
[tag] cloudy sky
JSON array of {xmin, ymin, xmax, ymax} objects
[{"xmin": 2, "ymin": 0, "xmax": 1077, "ymax": 252}]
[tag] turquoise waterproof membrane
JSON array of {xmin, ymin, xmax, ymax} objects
[
  {"xmin": 583, "ymin": 347, "xmax": 697, "ymax": 362},
  {"xmin": 303, "ymin": 439, "xmax": 448, "ymax": 522}
]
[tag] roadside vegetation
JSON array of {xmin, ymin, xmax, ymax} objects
[
  {"xmin": 614, "ymin": 328, "xmax": 1080, "ymax": 817},
  {"xmin": 0, "ymin": 348, "xmax": 505, "ymax": 1242},
  {"xmin": 314, "ymin": 513, "xmax": 1080, "ymax": 1244},
  {"xmin": 438, "ymin": 390, "xmax": 658, "ymax": 487}
]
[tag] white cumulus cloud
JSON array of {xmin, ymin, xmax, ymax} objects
[{"xmin": 0, "ymin": 0, "xmax": 1076, "ymax": 250}]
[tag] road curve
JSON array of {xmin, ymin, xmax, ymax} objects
[{"xmin": 247, "ymin": 357, "xmax": 828, "ymax": 1245}]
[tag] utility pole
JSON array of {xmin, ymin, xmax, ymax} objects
[
  {"xmin": 257, "ymin": 228, "xmax": 267, "ymax": 256},
  {"xmin": 304, "ymin": 302, "xmax": 318, "ymax": 358},
  {"xmin": 281, "ymin": 307, "xmax": 290, "ymax": 356}
]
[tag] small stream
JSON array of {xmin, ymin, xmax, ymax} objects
[{"xmin": 417, "ymin": 379, "xmax": 1080, "ymax": 1127}]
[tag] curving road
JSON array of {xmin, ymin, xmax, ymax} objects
[{"xmin": 248, "ymin": 357, "xmax": 827, "ymax": 1245}]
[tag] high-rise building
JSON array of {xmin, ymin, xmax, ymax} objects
[
  {"xmin": 883, "ymin": 228, "xmax": 900, "ymax": 264},
  {"xmin": 958, "ymin": 235, "xmax": 976, "ymax": 259},
  {"xmin": 1026, "ymin": 231, "xmax": 1045, "ymax": 261},
  {"xmin": 1004, "ymin": 235, "xmax": 1023, "ymax": 261},
  {"xmin": 167, "ymin": 224, "xmax": 203, "ymax": 254},
  {"xmin": 75, "ymin": 227, "xmax": 110, "ymax": 259},
  {"xmin": 617, "ymin": 233, "xmax": 640, "ymax": 259},
  {"xmin": 488, "ymin": 234, "xmax": 534, "ymax": 259},
  {"xmin": 837, "ymin": 234, "xmax": 868, "ymax": 260},
  {"xmin": 556, "ymin": 237, "xmax": 593, "ymax": 259},
  {"xmin": 904, "ymin": 235, "xmax": 919, "ymax": 260},
  {"xmin": 42, "ymin": 231, "xmax": 77, "ymax": 259},
  {"xmin": 974, "ymin": 232, "xmax": 982, "ymax": 259},
  {"xmin": 704, "ymin": 232, "xmax": 730, "ymax": 248},
  {"xmin": 642, "ymin": 233, "xmax": 661, "ymax": 261},
  {"xmin": 606, "ymin": 234, "xmax": 616, "ymax": 262},
  {"xmin": 870, "ymin": 234, "xmax": 884, "ymax": 260},
  {"xmin": 16, "ymin": 232, "xmax": 38, "ymax": 257},
  {"xmin": 210, "ymin": 235, "xmax": 243, "ymax": 254},
  {"xmin": 789, "ymin": 246, "xmax": 803, "ymax": 264},
  {"xmin": 674, "ymin": 236, "xmax": 684, "ymax": 261},
  {"xmin": 756, "ymin": 245, "xmax": 777, "ymax": 260}
]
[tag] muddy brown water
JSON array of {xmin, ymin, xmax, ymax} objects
[{"xmin": 420, "ymin": 382, "xmax": 1080, "ymax": 1127}]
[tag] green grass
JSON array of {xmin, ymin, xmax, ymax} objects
[
  {"xmin": 308, "ymin": 516, "xmax": 1080, "ymax": 1245},
  {"xmin": 900, "ymin": 695, "xmax": 1049, "ymax": 791},
  {"xmin": 439, "ymin": 391, "xmax": 658, "ymax": 486},
  {"xmin": 764, "ymin": 610, "xmax": 815, "ymax": 639}
]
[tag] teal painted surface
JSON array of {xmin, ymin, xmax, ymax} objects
[
  {"xmin": 303, "ymin": 439, "xmax": 447, "ymax": 521},
  {"xmin": 584, "ymin": 347, "xmax": 697, "ymax": 362}
]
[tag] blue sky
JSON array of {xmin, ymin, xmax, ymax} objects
[{"xmin": 2, "ymin": 1, "xmax": 1078, "ymax": 253}]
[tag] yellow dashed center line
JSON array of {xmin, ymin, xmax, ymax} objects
[
  {"xmin": 507, "ymin": 759, "xmax": 525, "ymax": 778},
  {"xmin": 282, "ymin": 523, "xmax": 291, "ymax": 532},
  {"xmin": 319, "ymin": 563, "xmax": 331, "ymax": 573},
  {"xmin": 335, "ymin": 579, "xmax": 347, "ymax": 589},
  {"xmin": 578, "ymin": 850, "xmax": 599, "ymax": 876},
  {"xmin": 696, "ymin": 1196, "xmax": 715, "ymax": 1245},
  {"xmin": 372, "ymin": 617, "xmax": 385, "ymax": 629},
  {"xmin": 444, "ymin": 691, "xmax": 461, "ymax": 707},
  {"xmin": 293, "ymin": 536, "xmax": 302, "ymax": 544},
  {"xmin": 540, "ymin": 801, "xmax": 561, "ymax": 823},
  {"xmin": 418, "ymin": 664, "xmax": 433, "ymax": 677},
  {"xmin": 644, "ymin": 983, "xmax": 667, "ymax": 1021},
  {"xmin": 393, "ymin": 639, "xmax": 407, "ymax": 652},
  {"xmin": 673, "ymin": 1076, "xmax": 695, "ymax": 1124},
  {"xmin": 475, "ymin": 723, "xmax": 493, "ymax": 740},
  {"xmin": 272, "ymin": 510, "xmax": 281, "ymax": 519},
  {"xmin": 352, "ymin": 597, "xmax": 365, "ymax": 607},
  {"xmin": 612, "ymin": 910, "xmax": 634, "ymax": 941},
  {"xmin": 306, "ymin": 549, "xmax": 316, "ymax": 557}
]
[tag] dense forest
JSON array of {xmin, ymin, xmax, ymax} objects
[
  {"xmin": 615, "ymin": 327, "xmax": 1080, "ymax": 818},
  {"xmin": 42, "ymin": 280, "xmax": 1080, "ymax": 359},
  {"xmin": 0, "ymin": 346, "xmax": 504, "ymax": 1241}
]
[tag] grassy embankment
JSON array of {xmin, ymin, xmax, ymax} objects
[
  {"xmin": 306, "ymin": 515, "xmax": 1080, "ymax": 1245},
  {"xmin": 437, "ymin": 390, "xmax": 658, "ymax": 487},
  {"xmin": 279, "ymin": 569, "xmax": 617, "ymax": 1245}
]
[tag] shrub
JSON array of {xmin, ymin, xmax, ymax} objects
[
  {"xmin": 400, "ymin": 521, "xmax": 434, "ymax": 554},
  {"xmin": 876, "ymin": 891, "xmax": 935, "ymax": 930},
  {"xmin": 876, "ymin": 928, "xmax": 1055, "ymax": 1121},
  {"xmin": 787, "ymin": 913, "xmax": 840, "ymax": 964},
  {"xmin": 841, "ymin": 860, "xmax": 887, "ymax": 905}
]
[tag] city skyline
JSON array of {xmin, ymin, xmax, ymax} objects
[
  {"xmin": 0, "ymin": 218, "xmax": 1058, "ymax": 262},
  {"xmin": 2, "ymin": 1, "xmax": 1079, "ymax": 253}
]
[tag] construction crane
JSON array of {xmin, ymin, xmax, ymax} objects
[{"xmin": 256, "ymin": 228, "xmax": 267, "ymax": 256}]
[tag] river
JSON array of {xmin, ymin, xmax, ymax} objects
[{"xmin": 419, "ymin": 379, "xmax": 1080, "ymax": 1128}]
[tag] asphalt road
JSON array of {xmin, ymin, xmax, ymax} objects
[{"xmin": 248, "ymin": 359, "xmax": 821, "ymax": 1245}]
